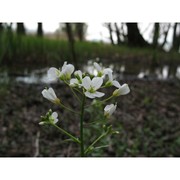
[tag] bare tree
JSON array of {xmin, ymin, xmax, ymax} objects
[
  {"xmin": 106, "ymin": 23, "xmax": 115, "ymax": 45},
  {"xmin": 152, "ymin": 23, "xmax": 160, "ymax": 48},
  {"xmin": 114, "ymin": 23, "xmax": 121, "ymax": 45},
  {"xmin": 120, "ymin": 23, "xmax": 127, "ymax": 43},
  {"xmin": 75, "ymin": 23, "xmax": 86, "ymax": 41},
  {"xmin": 37, "ymin": 23, "xmax": 43, "ymax": 37},
  {"xmin": 171, "ymin": 23, "xmax": 180, "ymax": 51},
  {"xmin": 160, "ymin": 23, "xmax": 171, "ymax": 49}
]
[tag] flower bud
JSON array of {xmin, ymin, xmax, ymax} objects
[
  {"xmin": 112, "ymin": 84, "xmax": 130, "ymax": 97},
  {"xmin": 39, "ymin": 122, "xmax": 45, "ymax": 125},
  {"xmin": 112, "ymin": 89, "xmax": 121, "ymax": 97}
]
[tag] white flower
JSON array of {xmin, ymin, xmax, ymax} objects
[
  {"xmin": 104, "ymin": 104, "xmax": 117, "ymax": 117},
  {"xmin": 50, "ymin": 112, "xmax": 59, "ymax": 124},
  {"xmin": 60, "ymin": 61, "xmax": 74, "ymax": 80},
  {"xmin": 74, "ymin": 70, "xmax": 83, "ymax": 80},
  {"xmin": 48, "ymin": 67, "xmax": 60, "ymax": 81},
  {"xmin": 39, "ymin": 111, "xmax": 59, "ymax": 125},
  {"xmin": 105, "ymin": 71, "xmax": 121, "ymax": 88},
  {"xmin": 113, "ymin": 84, "xmax": 130, "ymax": 96},
  {"xmin": 94, "ymin": 62, "xmax": 112, "ymax": 77},
  {"xmin": 70, "ymin": 70, "xmax": 83, "ymax": 87},
  {"xmin": 47, "ymin": 62, "xmax": 74, "ymax": 81},
  {"xmin": 82, "ymin": 76, "xmax": 105, "ymax": 99},
  {"xmin": 41, "ymin": 87, "xmax": 60, "ymax": 104}
]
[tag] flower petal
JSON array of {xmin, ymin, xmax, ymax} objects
[
  {"xmin": 94, "ymin": 62, "xmax": 102, "ymax": 71},
  {"xmin": 82, "ymin": 76, "xmax": 91, "ymax": 90},
  {"xmin": 62, "ymin": 61, "xmax": 67, "ymax": 71},
  {"xmin": 42, "ymin": 89, "xmax": 51, "ymax": 100},
  {"xmin": 112, "ymin": 80, "xmax": 121, "ymax": 88},
  {"xmin": 119, "ymin": 84, "xmax": 130, "ymax": 95},
  {"xmin": 48, "ymin": 88, "xmax": 57, "ymax": 99},
  {"xmin": 85, "ymin": 91, "xmax": 95, "ymax": 98},
  {"xmin": 66, "ymin": 64, "xmax": 75, "ymax": 75},
  {"xmin": 104, "ymin": 68, "xmax": 113, "ymax": 75},
  {"xmin": 52, "ymin": 112, "xmax": 58, "ymax": 119},
  {"xmin": 104, "ymin": 104, "xmax": 113, "ymax": 111},
  {"xmin": 110, "ymin": 104, "xmax": 117, "ymax": 115},
  {"xmin": 48, "ymin": 67, "xmax": 60, "ymax": 81},
  {"xmin": 42, "ymin": 88, "xmax": 56, "ymax": 101},
  {"xmin": 54, "ymin": 118, "xmax": 58, "ymax": 124},
  {"xmin": 104, "ymin": 103, "xmax": 117, "ymax": 116},
  {"xmin": 92, "ymin": 77, "xmax": 103, "ymax": 90},
  {"xmin": 52, "ymin": 112, "xmax": 58, "ymax": 124},
  {"xmin": 74, "ymin": 70, "xmax": 82, "ymax": 79},
  {"xmin": 94, "ymin": 91, "xmax": 105, "ymax": 98},
  {"xmin": 107, "ymin": 71, "xmax": 113, "ymax": 81},
  {"xmin": 70, "ymin": 78, "xmax": 79, "ymax": 86}
]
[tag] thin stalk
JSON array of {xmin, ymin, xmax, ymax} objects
[
  {"xmin": 64, "ymin": 80, "xmax": 82, "ymax": 103},
  {"xmin": 59, "ymin": 103, "xmax": 80, "ymax": 115},
  {"xmin": 84, "ymin": 133, "xmax": 106, "ymax": 154},
  {"xmin": 80, "ymin": 94, "xmax": 86, "ymax": 157},
  {"xmin": 51, "ymin": 123, "xmax": 80, "ymax": 144},
  {"xmin": 73, "ymin": 87, "xmax": 83, "ymax": 95},
  {"xmin": 101, "ymin": 95, "xmax": 114, "ymax": 103},
  {"xmin": 70, "ymin": 86, "xmax": 81, "ymax": 103}
]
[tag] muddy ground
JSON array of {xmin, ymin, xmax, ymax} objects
[{"xmin": 0, "ymin": 78, "xmax": 180, "ymax": 157}]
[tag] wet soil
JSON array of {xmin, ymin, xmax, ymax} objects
[{"xmin": 0, "ymin": 79, "xmax": 180, "ymax": 157}]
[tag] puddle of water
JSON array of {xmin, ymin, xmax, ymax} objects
[
  {"xmin": 15, "ymin": 68, "xmax": 58, "ymax": 84},
  {"xmin": 0, "ymin": 61, "xmax": 180, "ymax": 84},
  {"xmin": 14, "ymin": 64, "xmax": 180, "ymax": 84},
  {"xmin": 0, "ymin": 68, "xmax": 57, "ymax": 84},
  {"xmin": 16, "ymin": 74, "xmax": 52, "ymax": 84}
]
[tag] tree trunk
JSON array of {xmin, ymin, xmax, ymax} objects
[
  {"xmin": 114, "ymin": 23, "xmax": 121, "ymax": 45},
  {"xmin": 171, "ymin": 23, "xmax": 180, "ymax": 51},
  {"xmin": 160, "ymin": 23, "xmax": 170, "ymax": 49},
  {"xmin": 16, "ymin": 23, "xmax": 26, "ymax": 35},
  {"xmin": 65, "ymin": 23, "xmax": 77, "ymax": 66},
  {"xmin": 75, "ymin": 23, "xmax": 84, "ymax": 41},
  {"xmin": 121, "ymin": 23, "xmax": 127, "ymax": 43},
  {"xmin": 0, "ymin": 23, "xmax": 3, "ymax": 32},
  {"xmin": 126, "ymin": 23, "xmax": 149, "ymax": 47},
  {"xmin": 152, "ymin": 23, "xmax": 160, "ymax": 48},
  {"xmin": 37, "ymin": 23, "xmax": 43, "ymax": 37},
  {"xmin": 107, "ymin": 23, "xmax": 114, "ymax": 45}
]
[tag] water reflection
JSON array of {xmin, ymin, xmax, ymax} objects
[
  {"xmin": 15, "ymin": 68, "xmax": 58, "ymax": 84},
  {"xmin": 16, "ymin": 74, "xmax": 50, "ymax": 84},
  {"xmin": 137, "ymin": 70, "xmax": 149, "ymax": 79},
  {"xmin": 0, "ymin": 62, "xmax": 180, "ymax": 84},
  {"xmin": 176, "ymin": 66, "xmax": 180, "ymax": 79},
  {"xmin": 155, "ymin": 66, "xmax": 169, "ymax": 80}
]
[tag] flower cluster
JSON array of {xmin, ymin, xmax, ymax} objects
[
  {"xmin": 41, "ymin": 61, "xmax": 130, "ymax": 118},
  {"xmin": 40, "ymin": 61, "xmax": 130, "ymax": 156}
]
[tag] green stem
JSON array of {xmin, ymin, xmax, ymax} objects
[
  {"xmin": 101, "ymin": 95, "xmax": 114, "ymax": 103},
  {"xmin": 70, "ymin": 86, "xmax": 81, "ymax": 103},
  {"xmin": 80, "ymin": 94, "xmax": 86, "ymax": 157},
  {"xmin": 63, "ymin": 80, "xmax": 81, "ymax": 102},
  {"xmin": 84, "ymin": 133, "xmax": 106, "ymax": 154},
  {"xmin": 51, "ymin": 123, "xmax": 80, "ymax": 144},
  {"xmin": 59, "ymin": 103, "xmax": 79, "ymax": 115},
  {"xmin": 73, "ymin": 87, "xmax": 83, "ymax": 95}
]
